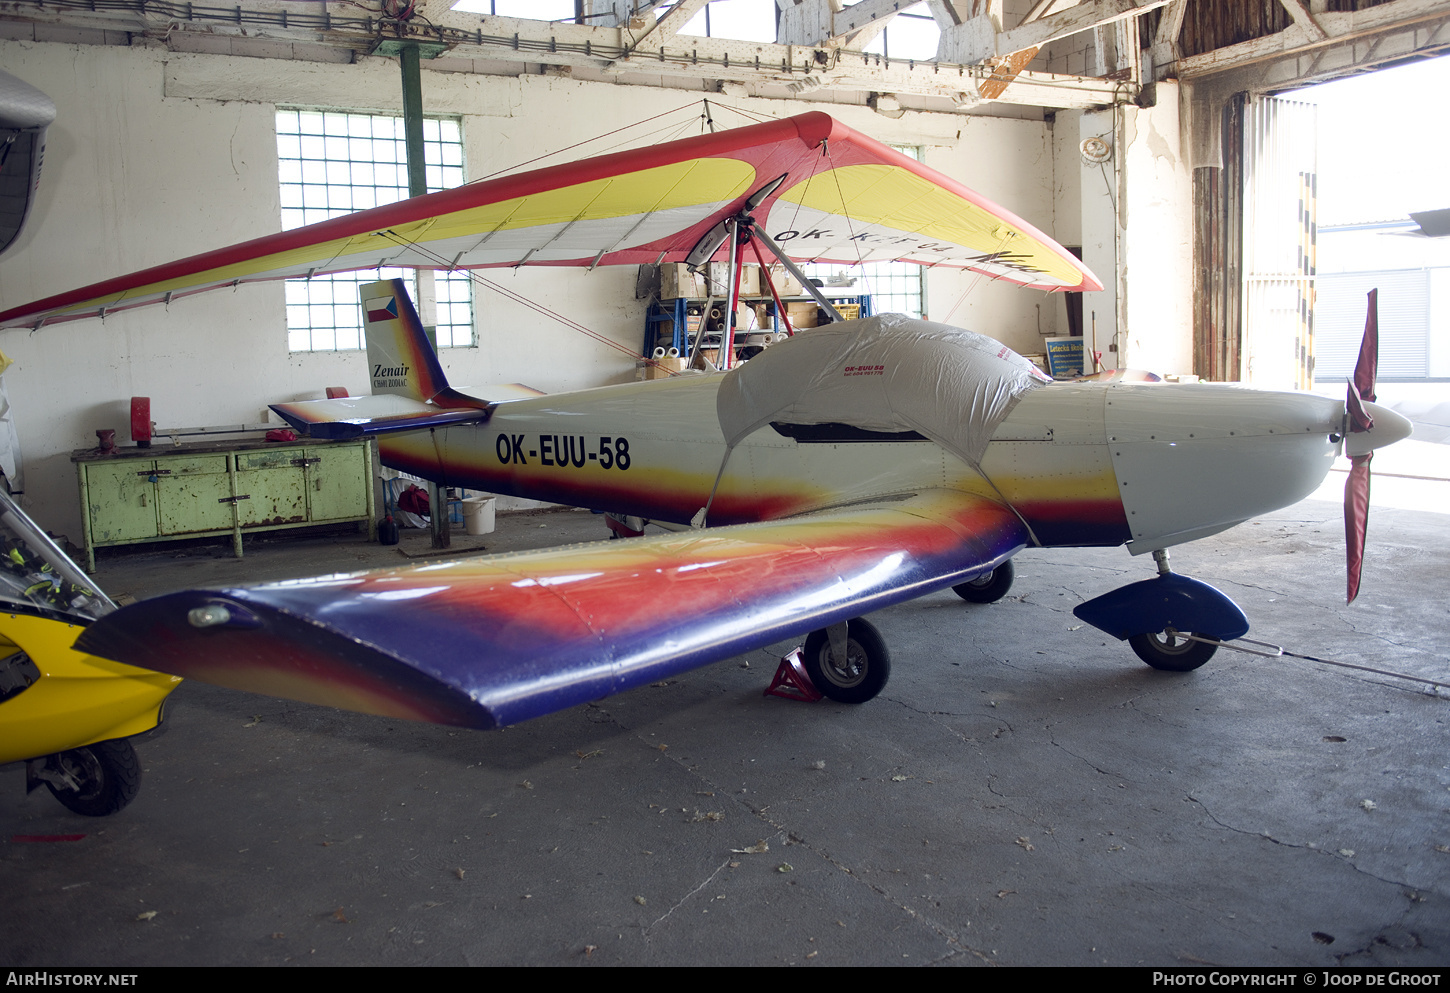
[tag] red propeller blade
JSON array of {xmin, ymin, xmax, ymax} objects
[
  {"xmin": 1344, "ymin": 452, "xmax": 1372, "ymax": 604},
  {"xmin": 1344, "ymin": 289, "xmax": 1379, "ymax": 604}
]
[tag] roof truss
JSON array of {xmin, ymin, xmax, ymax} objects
[{"xmin": 7, "ymin": 0, "xmax": 1440, "ymax": 111}]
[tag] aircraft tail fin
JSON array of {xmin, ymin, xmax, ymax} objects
[
  {"xmin": 274, "ymin": 279, "xmax": 495, "ymax": 439},
  {"xmin": 363, "ymin": 278, "xmax": 450, "ymax": 402}
]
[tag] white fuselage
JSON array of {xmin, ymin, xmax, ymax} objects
[{"xmin": 380, "ymin": 373, "xmax": 1367, "ymax": 555}]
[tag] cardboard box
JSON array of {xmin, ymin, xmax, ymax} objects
[
  {"xmin": 705, "ymin": 262, "xmax": 732, "ymax": 297},
  {"xmin": 767, "ymin": 265, "xmax": 805, "ymax": 297},
  {"xmin": 660, "ymin": 263, "xmax": 706, "ymax": 299},
  {"xmin": 701, "ymin": 263, "xmax": 763, "ymax": 298},
  {"xmin": 642, "ymin": 355, "xmax": 687, "ymax": 380},
  {"xmin": 785, "ymin": 301, "xmax": 820, "ymax": 329}
]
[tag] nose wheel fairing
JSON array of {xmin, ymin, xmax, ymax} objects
[{"xmin": 1071, "ymin": 573, "xmax": 1250, "ymax": 644}]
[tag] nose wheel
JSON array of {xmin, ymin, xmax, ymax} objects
[{"xmin": 1128, "ymin": 629, "xmax": 1217, "ymax": 671}]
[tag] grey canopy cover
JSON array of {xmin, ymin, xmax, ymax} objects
[{"xmin": 716, "ymin": 313, "xmax": 1049, "ymax": 469}]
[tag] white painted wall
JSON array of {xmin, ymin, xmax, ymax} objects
[
  {"xmin": 1070, "ymin": 86, "xmax": 1194, "ymax": 378},
  {"xmin": 1078, "ymin": 107, "xmax": 1119, "ymax": 369},
  {"xmin": 1120, "ymin": 81, "xmax": 1194, "ymax": 377},
  {"xmin": 0, "ymin": 38, "xmax": 1075, "ymax": 541}
]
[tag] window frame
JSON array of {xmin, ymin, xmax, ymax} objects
[{"xmin": 276, "ymin": 107, "xmax": 475, "ymax": 353}]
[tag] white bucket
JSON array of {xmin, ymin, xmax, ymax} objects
[{"xmin": 462, "ymin": 496, "xmax": 496, "ymax": 535}]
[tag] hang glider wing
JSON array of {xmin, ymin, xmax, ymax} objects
[
  {"xmin": 75, "ymin": 490, "xmax": 1027, "ymax": 730},
  {"xmin": 1, "ymin": 112, "xmax": 1098, "ymax": 330}
]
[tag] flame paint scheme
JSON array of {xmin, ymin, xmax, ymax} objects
[
  {"xmin": 81, "ymin": 491, "xmax": 1024, "ymax": 729},
  {"xmin": 0, "ymin": 112, "xmax": 1407, "ymax": 730},
  {"xmin": 75, "ymin": 284, "xmax": 1411, "ymax": 729}
]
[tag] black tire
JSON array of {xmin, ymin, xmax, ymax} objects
[
  {"xmin": 44, "ymin": 739, "xmax": 141, "ymax": 817},
  {"xmin": 801, "ymin": 618, "xmax": 891, "ymax": 704},
  {"xmin": 953, "ymin": 559, "xmax": 1014, "ymax": 604},
  {"xmin": 1128, "ymin": 630, "xmax": 1216, "ymax": 672}
]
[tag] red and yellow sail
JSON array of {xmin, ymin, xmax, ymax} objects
[{"xmin": 0, "ymin": 113, "xmax": 1098, "ymax": 330}]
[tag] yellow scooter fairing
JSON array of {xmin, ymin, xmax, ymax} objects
[
  {"xmin": 0, "ymin": 486, "xmax": 179, "ymax": 816},
  {"xmin": 0, "ymin": 611, "xmax": 179, "ymax": 766}
]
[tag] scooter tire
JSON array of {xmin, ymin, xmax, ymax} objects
[{"xmin": 45, "ymin": 739, "xmax": 141, "ymax": 817}]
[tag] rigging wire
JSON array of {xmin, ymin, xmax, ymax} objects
[
  {"xmin": 941, "ymin": 228, "xmax": 1024, "ymax": 325},
  {"xmin": 701, "ymin": 100, "xmax": 776, "ymax": 125},
  {"xmin": 821, "ymin": 139, "xmax": 867, "ymax": 272},
  {"xmin": 467, "ymin": 99, "xmax": 706, "ymax": 185},
  {"xmin": 773, "ymin": 140, "xmax": 817, "ymax": 265},
  {"xmin": 378, "ymin": 231, "xmax": 650, "ymax": 365}
]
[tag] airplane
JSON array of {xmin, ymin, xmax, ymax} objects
[{"xmin": 0, "ymin": 112, "xmax": 1412, "ymax": 732}]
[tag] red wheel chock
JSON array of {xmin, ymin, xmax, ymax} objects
[{"xmin": 764, "ymin": 647, "xmax": 821, "ymax": 702}]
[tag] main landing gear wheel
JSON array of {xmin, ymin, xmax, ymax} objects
[
  {"xmin": 41, "ymin": 739, "xmax": 141, "ymax": 816},
  {"xmin": 953, "ymin": 559, "xmax": 1014, "ymax": 604},
  {"xmin": 1128, "ymin": 629, "xmax": 1217, "ymax": 672},
  {"xmin": 802, "ymin": 618, "xmax": 891, "ymax": 704}
]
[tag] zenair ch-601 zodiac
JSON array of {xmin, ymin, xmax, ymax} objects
[{"xmin": 0, "ymin": 112, "xmax": 1411, "ymax": 731}]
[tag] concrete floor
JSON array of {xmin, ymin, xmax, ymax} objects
[{"xmin": 2, "ymin": 493, "xmax": 1448, "ymax": 967}]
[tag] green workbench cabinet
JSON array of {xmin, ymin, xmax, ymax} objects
[{"xmin": 72, "ymin": 438, "xmax": 376, "ymax": 571}]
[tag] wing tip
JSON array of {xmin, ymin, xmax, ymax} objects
[{"xmin": 77, "ymin": 591, "xmax": 500, "ymax": 730}]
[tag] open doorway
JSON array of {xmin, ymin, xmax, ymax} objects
[
  {"xmin": 1293, "ymin": 55, "xmax": 1450, "ymax": 386},
  {"xmin": 1292, "ymin": 55, "xmax": 1450, "ymax": 507}
]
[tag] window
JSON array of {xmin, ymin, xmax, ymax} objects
[
  {"xmin": 451, "ymin": 0, "xmax": 574, "ymax": 18},
  {"xmin": 857, "ymin": 2, "xmax": 939, "ymax": 63},
  {"xmin": 276, "ymin": 109, "xmax": 474, "ymax": 351},
  {"xmin": 679, "ymin": 0, "xmax": 778, "ymax": 42},
  {"xmin": 852, "ymin": 261, "xmax": 926, "ymax": 318}
]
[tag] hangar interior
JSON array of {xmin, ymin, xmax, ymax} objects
[{"xmin": 1, "ymin": 0, "xmax": 1448, "ymax": 968}]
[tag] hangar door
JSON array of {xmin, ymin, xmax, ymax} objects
[{"xmin": 1315, "ymin": 269, "xmax": 1428, "ymax": 379}]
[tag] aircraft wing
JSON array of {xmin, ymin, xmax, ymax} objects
[
  {"xmin": 74, "ymin": 489, "xmax": 1027, "ymax": 730},
  {"xmin": 1, "ymin": 112, "xmax": 1098, "ymax": 329}
]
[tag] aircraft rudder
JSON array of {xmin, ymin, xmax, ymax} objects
[{"xmin": 362, "ymin": 278, "xmax": 450, "ymax": 401}]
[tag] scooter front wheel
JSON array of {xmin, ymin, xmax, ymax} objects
[{"xmin": 44, "ymin": 739, "xmax": 141, "ymax": 816}]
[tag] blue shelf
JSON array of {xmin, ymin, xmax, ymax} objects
[{"xmin": 643, "ymin": 294, "xmax": 873, "ymax": 359}]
